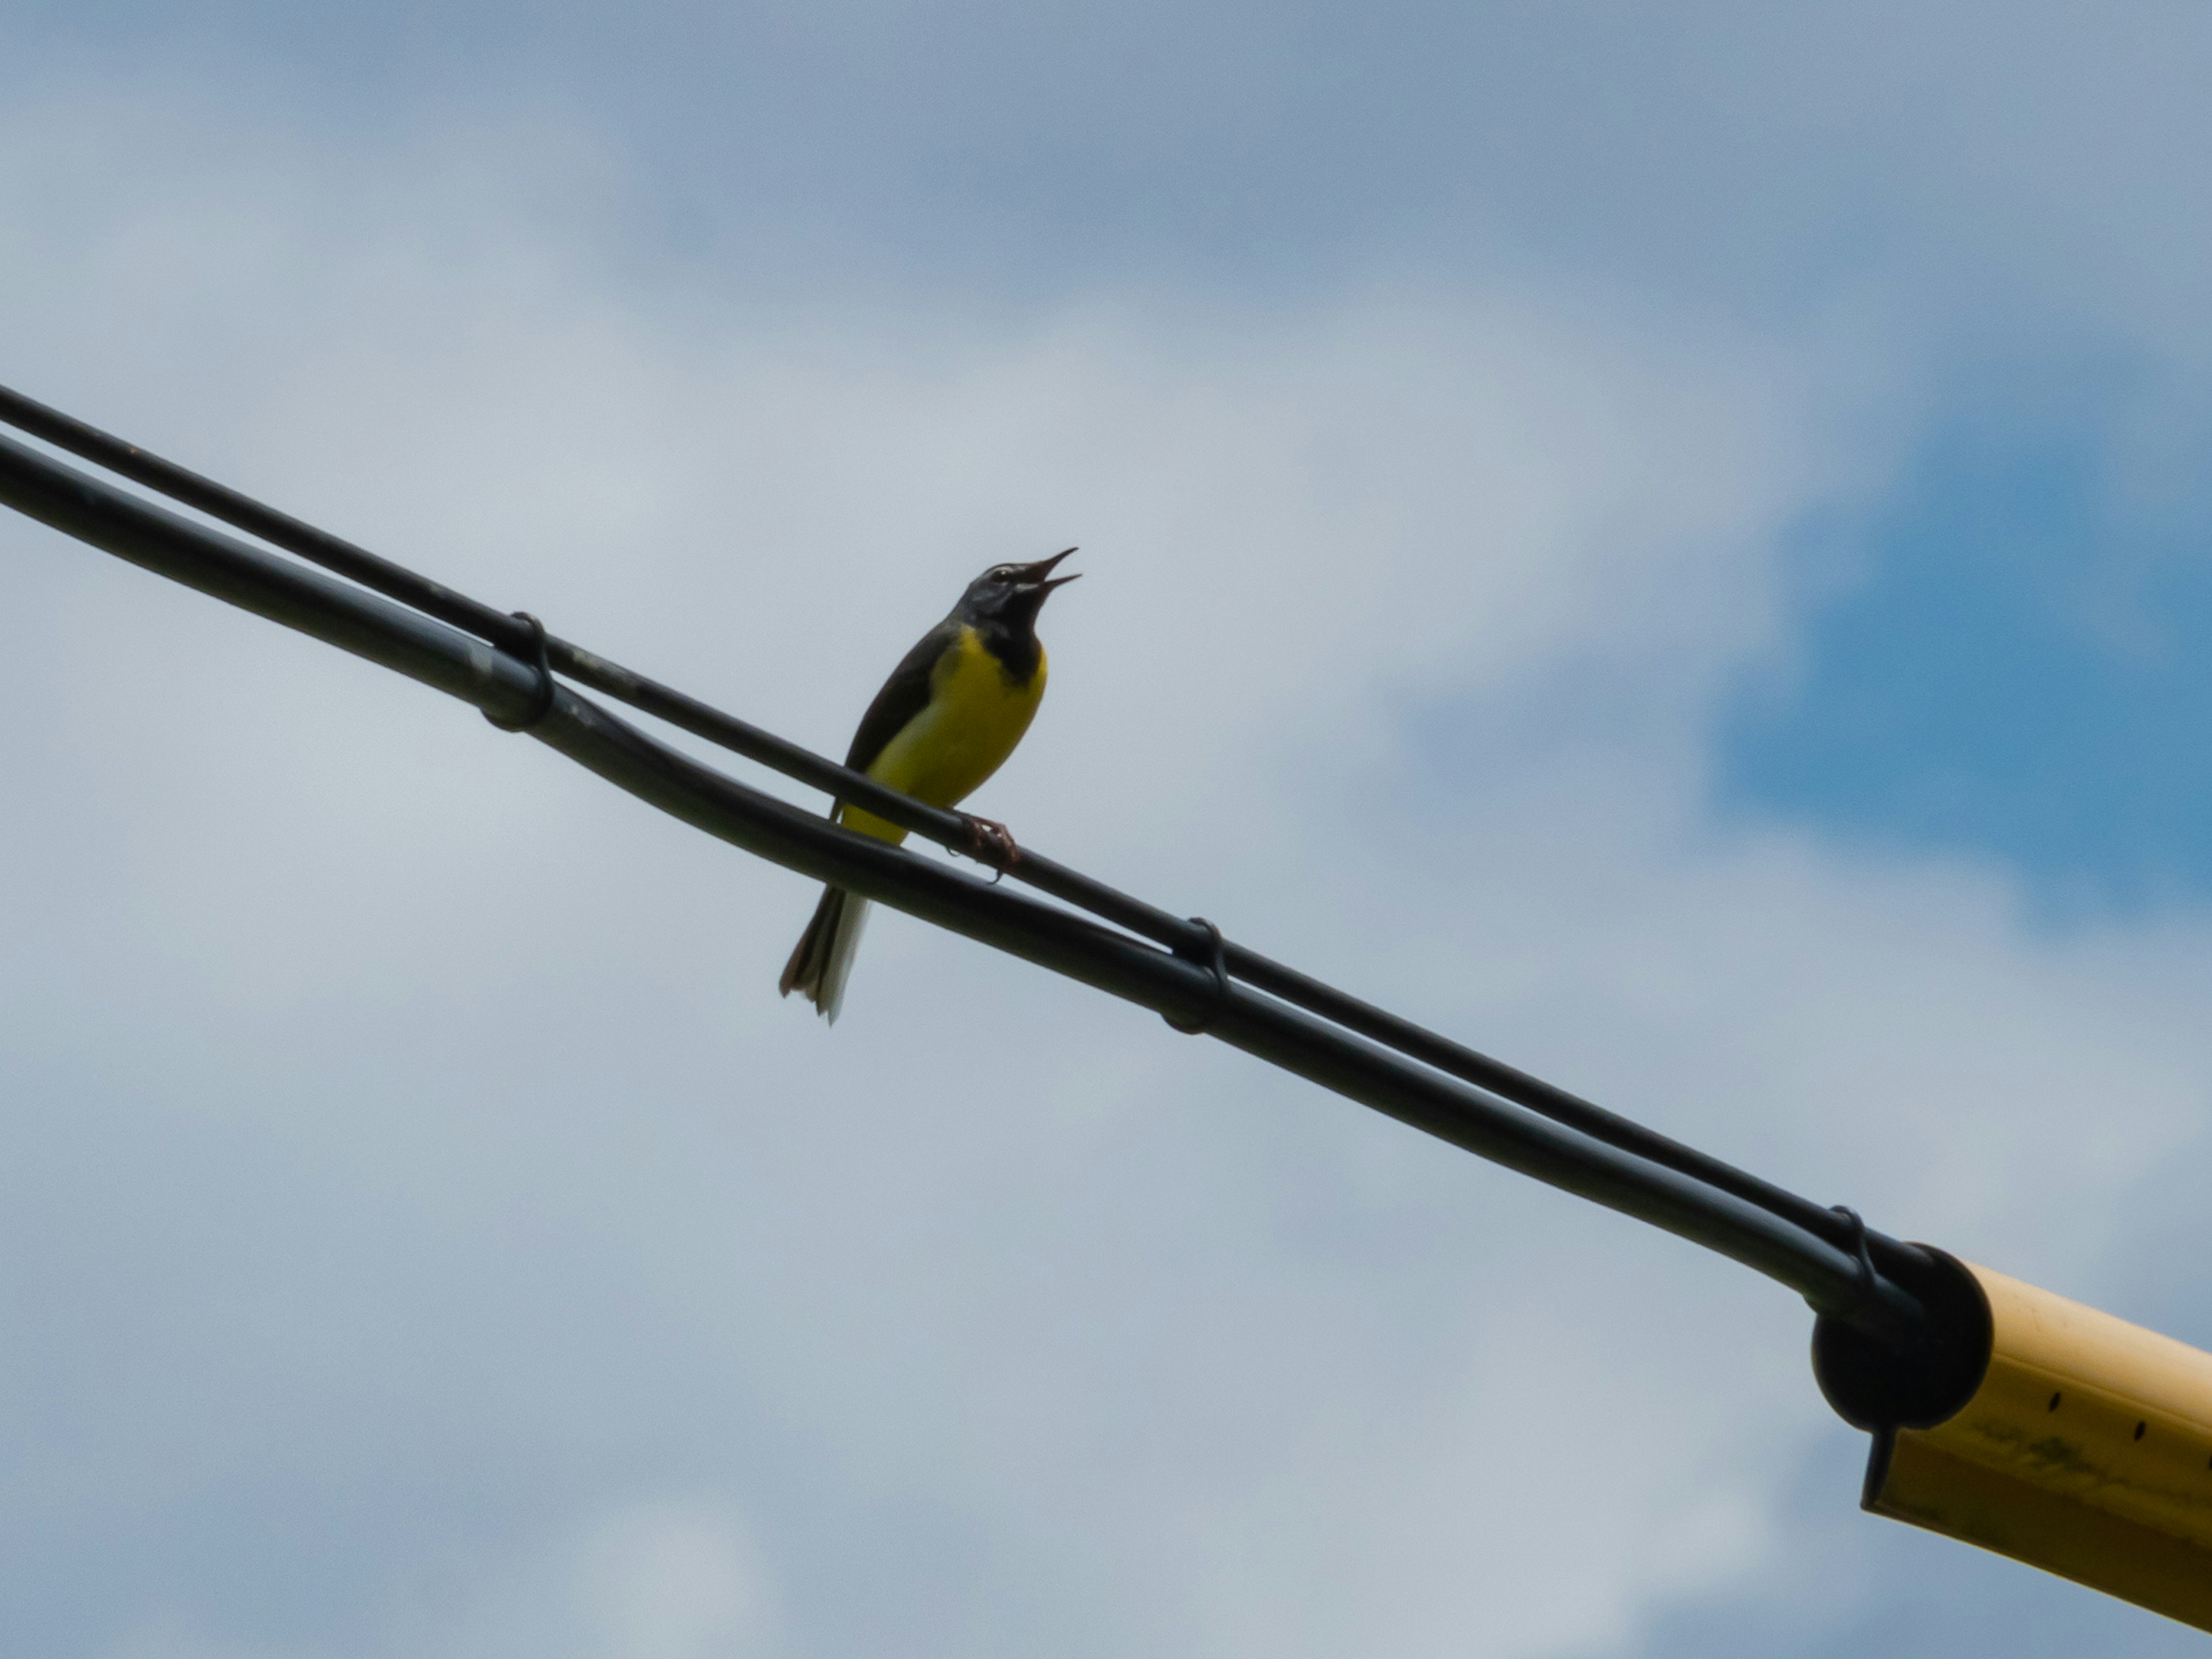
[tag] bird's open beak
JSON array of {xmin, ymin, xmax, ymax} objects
[{"xmin": 1013, "ymin": 547, "xmax": 1081, "ymax": 592}]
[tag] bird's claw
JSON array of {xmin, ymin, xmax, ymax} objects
[{"xmin": 960, "ymin": 814, "xmax": 1021, "ymax": 872}]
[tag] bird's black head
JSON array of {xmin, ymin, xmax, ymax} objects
[{"xmin": 957, "ymin": 547, "xmax": 1081, "ymax": 631}]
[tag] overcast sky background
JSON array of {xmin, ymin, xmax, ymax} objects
[{"xmin": 5, "ymin": 6, "xmax": 2212, "ymax": 1657}]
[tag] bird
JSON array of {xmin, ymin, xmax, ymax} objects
[{"xmin": 779, "ymin": 548, "xmax": 1080, "ymax": 1021}]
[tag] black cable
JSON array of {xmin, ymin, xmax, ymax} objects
[
  {"xmin": 0, "ymin": 380, "xmax": 545, "ymax": 660},
  {"xmin": 0, "ymin": 423, "xmax": 1934, "ymax": 1351},
  {"xmin": 0, "ymin": 382, "xmax": 1937, "ymax": 1291},
  {"xmin": 0, "ymin": 380, "xmax": 1927, "ymax": 1291}
]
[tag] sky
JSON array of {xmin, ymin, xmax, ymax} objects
[{"xmin": 2, "ymin": 5, "xmax": 2211, "ymax": 1657}]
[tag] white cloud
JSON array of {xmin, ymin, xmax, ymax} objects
[
  {"xmin": 408, "ymin": 1497, "xmax": 782, "ymax": 1659},
  {"xmin": 96, "ymin": 1496, "xmax": 782, "ymax": 1659},
  {"xmin": 3, "ymin": 84, "xmax": 2208, "ymax": 1659}
]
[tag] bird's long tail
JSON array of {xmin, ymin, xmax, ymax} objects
[{"xmin": 778, "ymin": 885, "xmax": 872, "ymax": 1023}]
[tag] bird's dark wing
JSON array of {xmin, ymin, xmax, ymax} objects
[{"xmin": 842, "ymin": 616, "xmax": 959, "ymax": 775}]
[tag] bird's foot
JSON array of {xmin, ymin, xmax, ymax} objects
[{"xmin": 960, "ymin": 813, "xmax": 1021, "ymax": 871}]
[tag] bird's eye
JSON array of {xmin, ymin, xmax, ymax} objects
[{"xmin": 988, "ymin": 566, "xmax": 1014, "ymax": 581}]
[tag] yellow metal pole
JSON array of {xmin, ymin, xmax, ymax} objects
[{"xmin": 1829, "ymin": 1259, "xmax": 2212, "ymax": 1630}]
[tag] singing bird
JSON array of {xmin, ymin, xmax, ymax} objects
[{"xmin": 779, "ymin": 548, "xmax": 1081, "ymax": 1021}]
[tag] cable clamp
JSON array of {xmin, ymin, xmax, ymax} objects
[
  {"xmin": 484, "ymin": 611, "xmax": 556, "ymax": 732},
  {"xmin": 1162, "ymin": 916, "xmax": 1232, "ymax": 1036},
  {"xmin": 1827, "ymin": 1203, "xmax": 1881, "ymax": 1323}
]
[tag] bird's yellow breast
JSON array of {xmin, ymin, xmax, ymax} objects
[{"xmin": 840, "ymin": 624, "xmax": 1046, "ymax": 843}]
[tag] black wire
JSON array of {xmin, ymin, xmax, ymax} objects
[
  {"xmin": 0, "ymin": 380, "xmax": 544, "ymax": 659},
  {"xmin": 0, "ymin": 423, "xmax": 1930, "ymax": 1347},
  {"xmin": 0, "ymin": 383, "xmax": 1930, "ymax": 1316}
]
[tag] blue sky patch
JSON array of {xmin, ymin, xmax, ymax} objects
[{"xmin": 1721, "ymin": 376, "xmax": 2212, "ymax": 914}]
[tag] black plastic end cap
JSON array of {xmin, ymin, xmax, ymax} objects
[{"xmin": 1812, "ymin": 1244, "xmax": 1993, "ymax": 1431}]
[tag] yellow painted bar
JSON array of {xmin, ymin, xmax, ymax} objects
[{"xmin": 1865, "ymin": 1263, "xmax": 2212, "ymax": 1631}]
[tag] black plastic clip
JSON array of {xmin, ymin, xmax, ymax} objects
[
  {"xmin": 484, "ymin": 611, "xmax": 556, "ymax": 733},
  {"xmin": 1162, "ymin": 916, "xmax": 1232, "ymax": 1036},
  {"xmin": 1828, "ymin": 1204, "xmax": 1881, "ymax": 1323}
]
